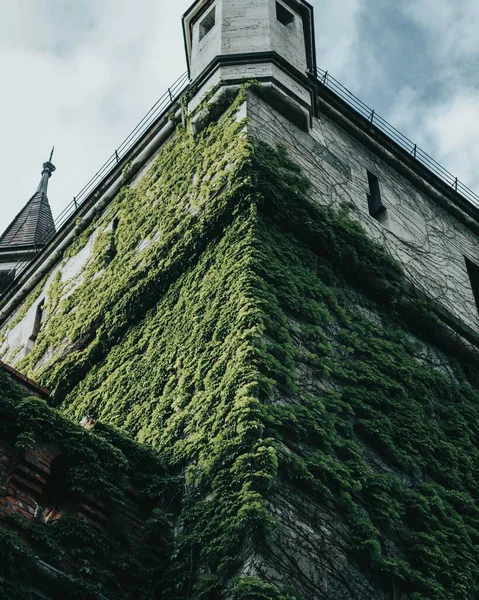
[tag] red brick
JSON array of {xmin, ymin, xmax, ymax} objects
[
  {"xmin": 8, "ymin": 473, "xmax": 43, "ymax": 495},
  {"xmin": 15, "ymin": 464, "xmax": 47, "ymax": 486}
]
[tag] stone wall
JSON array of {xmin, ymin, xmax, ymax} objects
[
  {"xmin": 270, "ymin": 0, "xmax": 308, "ymax": 73},
  {"xmin": 247, "ymin": 91, "xmax": 479, "ymax": 335},
  {"xmin": 187, "ymin": 0, "xmax": 310, "ymax": 81},
  {"xmin": 190, "ymin": 0, "xmax": 224, "ymax": 80},
  {"xmin": 1, "ymin": 88, "xmax": 478, "ymax": 365}
]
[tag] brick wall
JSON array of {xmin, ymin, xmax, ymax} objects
[
  {"xmin": 0, "ymin": 444, "xmax": 53, "ymax": 521},
  {"xmin": 0, "ymin": 437, "xmax": 157, "ymax": 545}
]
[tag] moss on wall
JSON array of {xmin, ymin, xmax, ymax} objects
[{"xmin": 2, "ymin": 88, "xmax": 479, "ymax": 598}]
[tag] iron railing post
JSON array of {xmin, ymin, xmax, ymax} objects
[{"xmin": 310, "ymin": 69, "xmax": 479, "ymax": 210}]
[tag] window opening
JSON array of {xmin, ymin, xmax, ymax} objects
[
  {"xmin": 276, "ymin": 2, "xmax": 295, "ymax": 26},
  {"xmin": 465, "ymin": 258, "xmax": 479, "ymax": 313},
  {"xmin": 106, "ymin": 217, "xmax": 119, "ymax": 264},
  {"xmin": 200, "ymin": 7, "xmax": 216, "ymax": 41},
  {"xmin": 38, "ymin": 455, "xmax": 69, "ymax": 524},
  {"xmin": 367, "ymin": 171, "xmax": 387, "ymax": 223},
  {"xmin": 27, "ymin": 300, "xmax": 44, "ymax": 352}
]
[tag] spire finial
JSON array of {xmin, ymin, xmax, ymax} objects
[{"xmin": 37, "ymin": 148, "xmax": 56, "ymax": 194}]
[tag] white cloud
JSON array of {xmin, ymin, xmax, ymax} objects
[
  {"xmin": 0, "ymin": 0, "xmax": 192, "ymax": 235},
  {"xmin": 383, "ymin": 0, "xmax": 479, "ymax": 192},
  {"xmin": 314, "ymin": 0, "xmax": 363, "ymax": 84},
  {"xmin": 402, "ymin": 0, "xmax": 479, "ymax": 66},
  {"xmin": 387, "ymin": 84, "xmax": 479, "ymax": 191},
  {"xmin": 422, "ymin": 90, "xmax": 479, "ymax": 190},
  {"xmin": 0, "ymin": 0, "xmax": 478, "ymax": 241}
]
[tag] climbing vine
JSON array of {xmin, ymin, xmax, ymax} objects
[
  {"xmin": 0, "ymin": 86, "xmax": 479, "ymax": 598},
  {"xmin": 0, "ymin": 369, "xmax": 177, "ymax": 599}
]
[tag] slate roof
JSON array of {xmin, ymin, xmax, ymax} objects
[
  {"xmin": 0, "ymin": 160, "xmax": 56, "ymax": 251},
  {"xmin": 0, "ymin": 191, "xmax": 55, "ymax": 250}
]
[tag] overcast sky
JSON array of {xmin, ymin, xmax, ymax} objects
[{"xmin": 0, "ymin": 0, "xmax": 478, "ymax": 235}]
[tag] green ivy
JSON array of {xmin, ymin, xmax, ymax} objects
[
  {"xmin": 1, "ymin": 86, "xmax": 479, "ymax": 598},
  {"xmin": 0, "ymin": 369, "xmax": 177, "ymax": 599}
]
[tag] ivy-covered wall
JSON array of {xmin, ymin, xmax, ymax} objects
[
  {"xmin": 1, "ymin": 88, "xmax": 479, "ymax": 599},
  {"xmin": 240, "ymin": 142, "xmax": 479, "ymax": 599},
  {"xmin": 0, "ymin": 368, "xmax": 177, "ymax": 600},
  {"xmin": 246, "ymin": 90, "xmax": 479, "ymax": 336}
]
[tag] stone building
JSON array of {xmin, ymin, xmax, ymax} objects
[{"xmin": 1, "ymin": 1, "xmax": 479, "ymax": 598}]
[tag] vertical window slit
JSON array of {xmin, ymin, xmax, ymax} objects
[
  {"xmin": 27, "ymin": 300, "xmax": 44, "ymax": 352},
  {"xmin": 199, "ymin": 7, "xmax": 216, "ymax": 41},
  {"xmin": 465, "ymin": 258, "xmax": 479, "ymax": 314},
  {"xmin": 367, "ymin": 171, "xmax": 387, "ymax": 224},
  {"xmin": 106, "ymin": 217, "xmax": 119, "ymax": 264}
]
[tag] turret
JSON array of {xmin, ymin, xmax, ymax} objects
[
  {"xmin": 0, "ymin": 150, "xmax": 56, "ymax": 294},
  {"xmin": 183, "ymin": 0, "xmax": 316, "ymax": 126}
]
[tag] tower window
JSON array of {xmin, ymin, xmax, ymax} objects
[
  {"xmin": 26, "ymin": 300, "xmax": 44, "ymax": 352},
  {"xmin": 276, "ymin": 2, "xmax": 295, "ymax": 26},
  {"xmin": 465, "ymin": 258, "xmax": 479, "ymax": 313},
  {"xmin": 367, "ymin": 171, "xmax": 387, "ymax": 223},
  {"xmin": 199, "ymin": 7, "xmax": 216, "ymax": 41}
]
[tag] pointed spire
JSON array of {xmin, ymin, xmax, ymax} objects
[{"xmin": 0, "ymin": 152, "xmax": 56, "ymax": 251}]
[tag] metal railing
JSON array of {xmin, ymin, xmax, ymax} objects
[
  {"xmin": 315, "ymin": 67, "xmax": 479, "ymax": 210},
  {"xmin": 0, "ymin": 72, "xmax": 190, "ymax": 297},
  {"xmin": 53, "ymin": 71, "xmax": 190, "ymax": 234},
  {"xmin": 3, "ymin": 65, "xmax": 479, "ymax": 299}
]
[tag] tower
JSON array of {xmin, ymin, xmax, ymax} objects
[
  {"xmin": 0, "ymin": 152, "xmax": 56, "ymax": 294},
  {"xmin": 1, "ymin": 1, "xmax": 479, "ymax": 598},
  {"xmin": 183, "ymin": 0, "xmax": 316, "ymax": 128}
]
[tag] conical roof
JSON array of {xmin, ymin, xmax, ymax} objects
[
  {"xmin": 0, "ymin": 190, "xmax": 55, "ymax": 250},
  {"xmin": 0, "ymin": 155, "xmax": 56, "ymax": 251}
]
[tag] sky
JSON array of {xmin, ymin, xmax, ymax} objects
[{"xmin": 0, "ymin": 0, "xmax": 478, "ymax": 235}]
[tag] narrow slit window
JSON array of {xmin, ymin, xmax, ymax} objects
[
  {"xmin": 367, "ymin": 171, "xmax": 387, "ymax": 222},
  {"xmin": 276, "ymin": 2, "xmax": 295, "ymax": 26},
  {"xmin": 106, "ymin": 217, "xmax": 119, "ymax": 263},
  {"xmin": 27, "ymin": 300, "xmax": 44, "ymax": 351},
  {"xmin": 199, "ymin": 7, "xmax": 216, "ymax": 41},
  {"xmin": 465, "ymin": 258, "xmax": 479, "ymax": 313},
  {"xmin": 39, "ymin": 455, "xmax": 70, "ymax": 523}
]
